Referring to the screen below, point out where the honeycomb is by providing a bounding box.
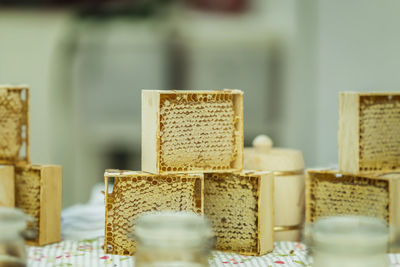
[0,87,29,164]
[359,94,400,172]
[158,91,241,172]
[307,171,389,223]
[15,167,40,243]
[104,170,203,256]
[204,173,260,255]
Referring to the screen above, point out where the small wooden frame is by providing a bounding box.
[142,89,243,174]
[15,165,62,246]
[104,170,204,256]
[339,92,400,174]
[0,86,30,165]
[204,171,274,256]
[306,170,400,252]
[0,165,14,207]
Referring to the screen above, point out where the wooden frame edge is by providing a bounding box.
[257,172,274,256]
[141,90,160,174]
[338,92,359,174]
[36,165,62,246]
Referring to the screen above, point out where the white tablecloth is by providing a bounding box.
[27,236,400,267]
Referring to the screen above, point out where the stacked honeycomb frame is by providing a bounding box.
[339,92,400,174]
[15,165,62,246]
[142,90,243,174]
[306,170,400,252]
[104,170,204,256]
[0,86,29,165]
[204,171,274,256]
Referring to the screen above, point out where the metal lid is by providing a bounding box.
[309,216,389,254]
[0,207,31,240]
[134,211,214,248]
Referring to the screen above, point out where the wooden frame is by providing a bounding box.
[306,169,400,252]
[142,89,243,174]
[15,165,62,246]
[204,171,274,256]
[104,170,204,255]
[339,91,400,174]
[0,86,30,165]
[0,165,14,207]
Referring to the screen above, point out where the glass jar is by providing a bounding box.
[309,216,390,267]
[0,207,30,267]
[134,211,214,267]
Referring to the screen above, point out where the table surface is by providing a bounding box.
[26,236,400,267]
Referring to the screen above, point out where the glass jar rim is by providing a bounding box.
[0,207,29,231]
[133,211,214,247]
[0,207,31,241]
[310,216,389,253]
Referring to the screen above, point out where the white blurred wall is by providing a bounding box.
[315,0,400,166]
[0,10,69,165]
[0,10,72,203]
[266,0,400,167]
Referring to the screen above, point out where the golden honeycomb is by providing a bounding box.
[307,170,390,223]
[15,166,40,243]
[104,170,203,256]
[204,173,261,255]
[359,95,400,172]
[158,91,242,172]
[0,86,29,164]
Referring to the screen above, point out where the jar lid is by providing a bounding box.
[134,211,214,248]
[310,216,389,254]
[244,135,304,172]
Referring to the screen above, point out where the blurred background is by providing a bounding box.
[1,0,400,207]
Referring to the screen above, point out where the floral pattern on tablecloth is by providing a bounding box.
[26,237,400,267]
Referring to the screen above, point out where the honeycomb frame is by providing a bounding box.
[104,169,204,256]
[0,165,14,207]
[142,89,243,174]
[306,170,400,252]
[15,164,62,246]
[204,171,274,256]
[339,92,400,174]
[0,86,30,165]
